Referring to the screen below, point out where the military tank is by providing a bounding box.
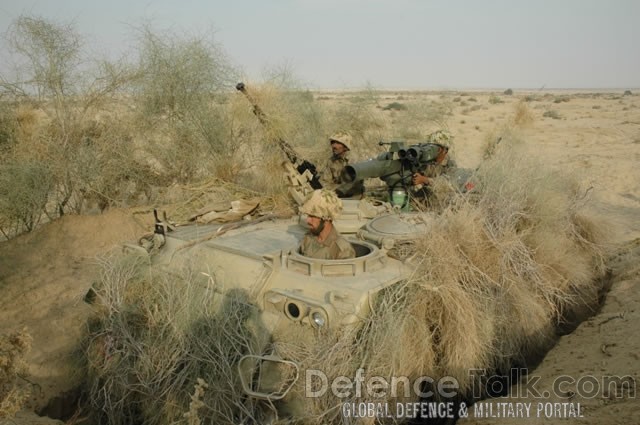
[129,195,434,409]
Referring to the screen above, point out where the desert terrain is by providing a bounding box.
[1,89,639,424]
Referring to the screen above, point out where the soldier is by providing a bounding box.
[299,189,356,260]
[411,130,457,188]
[321,133,364,198]
[409,130,459,208]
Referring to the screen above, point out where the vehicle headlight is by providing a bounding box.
[311,310,327,327]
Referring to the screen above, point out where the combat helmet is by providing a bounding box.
[299,189,343,221]
[329,132,352,150]
[428,129,453,148]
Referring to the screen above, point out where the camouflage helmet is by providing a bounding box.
[329,132,352,150]
[299,189,343,221]
[428,130,453,148]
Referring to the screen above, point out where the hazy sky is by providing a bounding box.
[0,0,638,89]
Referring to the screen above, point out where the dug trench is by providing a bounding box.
[406,268,615,425]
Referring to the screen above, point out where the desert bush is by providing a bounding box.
[512,100,535,127]
[3,15,81,100]
[142,103,232,183]
[0,329,32,419]
[84,253,268,425]
[553,96,570,104]
[134,26,238,119]
[0,103,18,155]
[398,147,606,384]
[488,95,503,104]
[623,90,632,96]
[382,101,408,111]
[1,15,140,221]
[481,124,523,160]
[503,88,513,95]
[0,159,52,235]
[543,110,561,120]
[462,104,483,115]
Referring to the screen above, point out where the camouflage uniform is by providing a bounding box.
[322,154,350,188]
[411,130,457,205]
[298,189,356,260]
[421,156,457,179]
[300,225,356,260]
[320,133,364,197]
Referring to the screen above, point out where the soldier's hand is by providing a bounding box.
[412,172,429,186]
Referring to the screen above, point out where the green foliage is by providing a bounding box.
[489,95,503,104]
[503,88,514,95]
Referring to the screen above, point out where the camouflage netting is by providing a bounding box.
[84,137,608,425]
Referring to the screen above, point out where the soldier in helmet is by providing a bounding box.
[411,130,457,188]
[321,133,364,198]
[299,189,356,260]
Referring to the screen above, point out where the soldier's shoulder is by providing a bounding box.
[335,236,356,256]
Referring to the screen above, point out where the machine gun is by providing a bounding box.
[235,82,322,190]
[341,140,445,207]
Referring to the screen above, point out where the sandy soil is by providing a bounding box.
[1,90,639,424]
[0,209,152,417]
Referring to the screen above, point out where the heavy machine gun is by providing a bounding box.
[235,82,322,190]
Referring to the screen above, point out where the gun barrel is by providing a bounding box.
[343,159,404,183]
[236,82,322,190]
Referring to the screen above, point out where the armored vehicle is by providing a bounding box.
[134,198,433,413]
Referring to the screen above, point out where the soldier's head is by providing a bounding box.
[428,129,452,147]
[428,130,452,163]
[329,133,351,158]
[435,145,449,163]
[300,189,343,234]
